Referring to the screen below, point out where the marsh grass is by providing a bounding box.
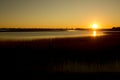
[48,60,120,72]
[4,34,120,73]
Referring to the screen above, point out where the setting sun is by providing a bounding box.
[92,24,98,29]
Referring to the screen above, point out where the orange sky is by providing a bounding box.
[0,0,120,29]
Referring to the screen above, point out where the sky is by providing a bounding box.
[0,0,120,29]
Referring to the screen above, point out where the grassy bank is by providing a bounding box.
[3,34,119,73]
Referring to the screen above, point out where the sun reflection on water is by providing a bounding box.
[93,31,96,37]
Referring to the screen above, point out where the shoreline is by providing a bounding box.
[10,34,120,73]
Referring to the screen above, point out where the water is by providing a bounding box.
[0,30,105,40]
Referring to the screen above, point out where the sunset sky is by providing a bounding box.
[0,0,120,28]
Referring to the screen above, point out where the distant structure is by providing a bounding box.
[112,27,120,31]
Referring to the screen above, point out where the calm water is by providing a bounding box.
[0,30,106,40]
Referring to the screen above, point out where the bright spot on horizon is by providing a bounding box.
[92,24,98,29]
[93,31,96,37]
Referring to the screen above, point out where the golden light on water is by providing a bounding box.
[93,31,96,37]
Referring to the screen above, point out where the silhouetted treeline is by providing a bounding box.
[0,28,67,32]
[0,27,120,32]
[0,28,91,32]
[112,27,120,31]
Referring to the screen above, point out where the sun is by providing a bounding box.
[92,24,98,29]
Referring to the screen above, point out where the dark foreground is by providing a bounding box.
[2,33,120,79]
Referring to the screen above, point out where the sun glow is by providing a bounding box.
[92,24,98,29]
